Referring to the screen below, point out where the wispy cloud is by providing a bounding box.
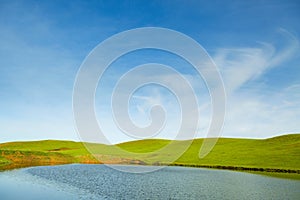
[214,29,299,94]
[109,30,300,141]
[223,83,300,138]
[212,30,300,138]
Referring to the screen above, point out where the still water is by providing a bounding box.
[0,164,299,199]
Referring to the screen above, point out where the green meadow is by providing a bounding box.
[0,134,299,179]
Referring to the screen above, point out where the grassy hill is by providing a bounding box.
[0,134,299,179]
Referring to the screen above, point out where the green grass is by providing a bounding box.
[0,156,11,166]
[116,134,300,170]
[0,134,299,179]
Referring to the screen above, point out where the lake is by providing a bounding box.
[0,164,299,199]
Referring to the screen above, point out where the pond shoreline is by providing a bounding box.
[1,134,299,180]
[1,161,300,180]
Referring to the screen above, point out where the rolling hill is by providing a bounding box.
[0,134,299,179]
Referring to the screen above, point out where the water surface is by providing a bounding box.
[0,164,299,199]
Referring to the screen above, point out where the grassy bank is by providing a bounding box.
[0,134,299,179]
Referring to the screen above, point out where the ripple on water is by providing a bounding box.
[1,164,299,200]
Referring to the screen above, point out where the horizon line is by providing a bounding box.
[1,132,299,145]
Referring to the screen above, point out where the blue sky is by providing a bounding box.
[0,0,299,143]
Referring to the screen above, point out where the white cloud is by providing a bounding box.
[223,84,300,138]
[212,30,300,138]
[94,29,300,143]
[213,29,299,94]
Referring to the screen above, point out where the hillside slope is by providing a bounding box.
[0,134,299,176]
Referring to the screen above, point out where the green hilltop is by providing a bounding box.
[0,134,299,179]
